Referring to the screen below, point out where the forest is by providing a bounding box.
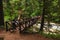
[0,0,60,40]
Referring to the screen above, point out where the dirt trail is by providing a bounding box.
[0,30,53,40]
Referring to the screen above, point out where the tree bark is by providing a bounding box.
[0,0,4,26]
[40,0,45,31]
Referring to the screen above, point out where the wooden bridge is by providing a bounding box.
[5,16,41,33]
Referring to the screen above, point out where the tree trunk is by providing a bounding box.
[0,0,4,26]
[40,0,45,31]
[40,11,45,31]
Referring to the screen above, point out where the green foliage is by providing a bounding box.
[39,32,60,40]
[3,0,60,24]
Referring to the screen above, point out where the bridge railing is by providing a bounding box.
[5,16,41,33]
